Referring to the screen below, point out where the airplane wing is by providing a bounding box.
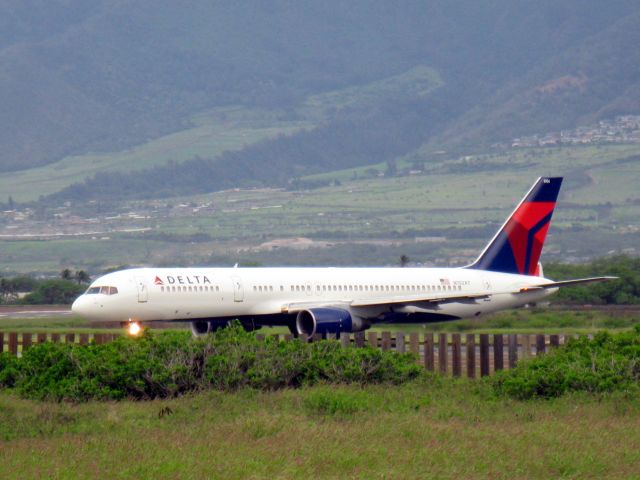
[281,292,490,312]
[349,292,490,308]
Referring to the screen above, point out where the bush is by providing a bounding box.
[0,353,18,388]
[0,325,421,402]
[491,326,640,399]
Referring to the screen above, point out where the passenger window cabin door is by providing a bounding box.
[231,276,244,302]
[135,277,148,303]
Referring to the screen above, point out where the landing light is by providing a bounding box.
[128,321,142,336]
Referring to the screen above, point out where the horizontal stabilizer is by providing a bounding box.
[519,276,618,292]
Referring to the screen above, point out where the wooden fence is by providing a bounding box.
[0,332,120,357]
[0,331,576,378]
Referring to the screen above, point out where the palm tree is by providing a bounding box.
[75,270,91,285]
[60,269,73,281]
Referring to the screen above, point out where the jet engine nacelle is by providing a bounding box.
[295,308,369,336]
[190,320,230,336]
[190,319,261,336]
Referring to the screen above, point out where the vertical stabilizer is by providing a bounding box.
[467,177,562,275]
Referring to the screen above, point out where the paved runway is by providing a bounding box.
[0,306,72,318]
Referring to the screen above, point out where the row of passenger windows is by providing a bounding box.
[159,284,463,294]
[253,285,276,292]
[251,284,463,293]
[160,285,220,293]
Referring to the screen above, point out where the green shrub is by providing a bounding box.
[0,352,18,388]
[491,327,640,399]
[0,324,421,402]
[202,326,421,391]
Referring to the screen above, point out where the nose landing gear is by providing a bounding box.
[127,319,143,336]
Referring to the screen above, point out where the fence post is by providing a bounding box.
[381,332,391,351]
[9,333,18,356]
[341,333,351,348]
[424,333,434,372]
[536,334,546,355]
[93,333,103,345]
[508,334,518,369]
[37,333,47,344]
[493,334,504,372]
[409,333,419,356]
[22,333,32,352]
[451,333,461,377]
[550,334,559,348]
[480,334,489,377]
[0,332,4,353]
[65,333,75,344]
[355,331,365,347]
[79,333,89,345]
[438,333,447,374]
[521,335,531,359]
[466,334,476,379]
[395,333,405,353]
[51,333,60,343]
[367,331,378,348]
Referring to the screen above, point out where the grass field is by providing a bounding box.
[1,143,639,274]
[1,380,639,478]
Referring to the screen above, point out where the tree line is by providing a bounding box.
[545,255,640,305]
[0,269,89,305]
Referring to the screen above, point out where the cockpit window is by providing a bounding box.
[86,286,118,295]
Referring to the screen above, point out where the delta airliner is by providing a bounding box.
[72,177,614,336]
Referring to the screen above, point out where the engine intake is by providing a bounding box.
[295,308,367,336]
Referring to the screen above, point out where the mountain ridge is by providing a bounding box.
[1,1,639,202]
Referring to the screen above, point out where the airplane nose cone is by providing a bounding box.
[72,296,89,317]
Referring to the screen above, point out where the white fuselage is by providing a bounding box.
[71,266,555,326]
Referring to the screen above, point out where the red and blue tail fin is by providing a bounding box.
[467,177,562,275]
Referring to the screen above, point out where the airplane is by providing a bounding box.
[72,177,615,336]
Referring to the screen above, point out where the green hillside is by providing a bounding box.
[1,144,638,275]
[0,107,309,202]
[1,0,640,204]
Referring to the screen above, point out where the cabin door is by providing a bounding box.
[135,277,148,303]
[231,276,244,302]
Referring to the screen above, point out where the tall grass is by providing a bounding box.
[1,381,639,478]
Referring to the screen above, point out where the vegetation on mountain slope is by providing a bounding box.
[2,1,640,205]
